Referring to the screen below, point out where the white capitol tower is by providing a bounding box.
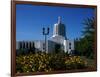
[16,16,74,54]
[51,16,67,44]
[50,16,74,53]
[53,16,66,38]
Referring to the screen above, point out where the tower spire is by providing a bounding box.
[58,16,61,24]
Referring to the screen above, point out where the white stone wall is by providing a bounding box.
[66,40,74,54]
[16,39,74,54]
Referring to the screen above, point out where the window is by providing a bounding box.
[69,43,71,49]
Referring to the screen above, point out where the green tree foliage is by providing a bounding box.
[55,44,63,54]
[74,17,95,59]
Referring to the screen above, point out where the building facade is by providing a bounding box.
[16,17,74,54]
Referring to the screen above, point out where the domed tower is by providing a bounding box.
[53,16,66,39]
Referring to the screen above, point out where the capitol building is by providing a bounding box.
[16,17,74,54]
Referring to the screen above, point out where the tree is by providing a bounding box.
[82,17,95,59]
[82,17,95,37]
[55,44,62,54]
[74,17,95,59]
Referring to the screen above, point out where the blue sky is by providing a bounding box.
[16,4,95,41]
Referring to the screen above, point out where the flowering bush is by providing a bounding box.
[65,56,87,69]
[16,52,87,73]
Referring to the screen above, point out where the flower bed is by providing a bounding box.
[16,52,87,73]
